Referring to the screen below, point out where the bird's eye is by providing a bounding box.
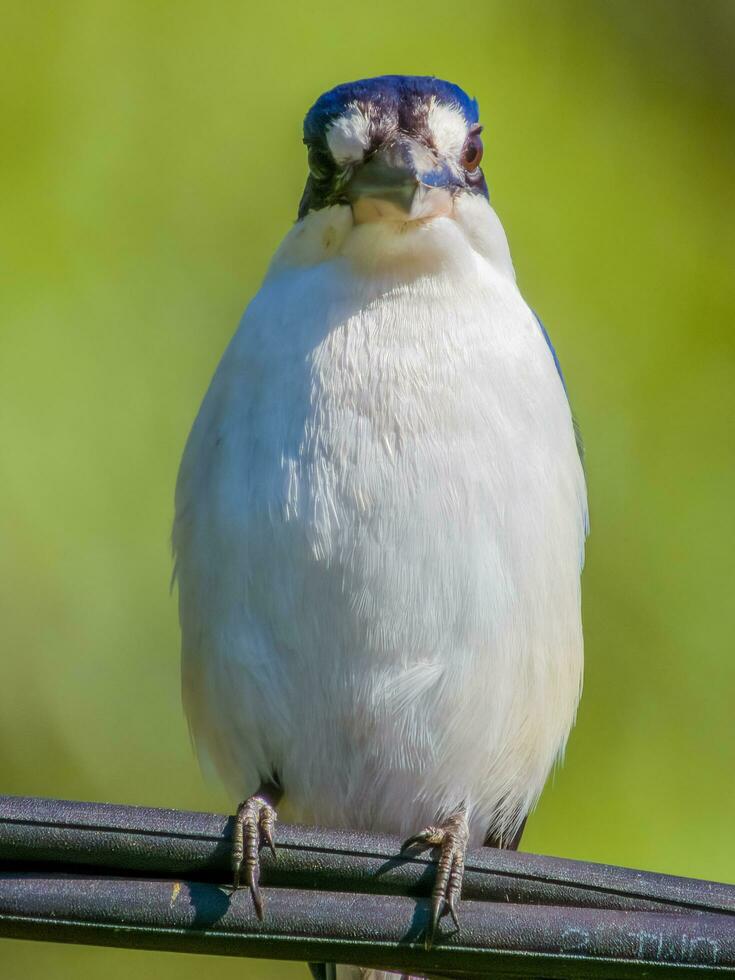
[308,145,333,181]
[462,130,484,172]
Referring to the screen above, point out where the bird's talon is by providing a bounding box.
[401,832,427,853]
[447,897,460,930]
[231,794,278,917]
[403,810,468,947]
[259,808,277,858]
[263,829,277,859]
[401,826,443,852]
[427,903,442,947]
[249,880,264,920]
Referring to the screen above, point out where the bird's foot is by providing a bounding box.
[231,794,278,919]
[401,808,469,947]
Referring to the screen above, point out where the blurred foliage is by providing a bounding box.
[1,1,733,977]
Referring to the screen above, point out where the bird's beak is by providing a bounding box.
[346,141,458,225]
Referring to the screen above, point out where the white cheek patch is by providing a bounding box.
[426,97,468,160]
[326,104,372,165]
[409,140,436,175]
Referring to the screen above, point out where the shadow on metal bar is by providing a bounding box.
[0,795,733,978]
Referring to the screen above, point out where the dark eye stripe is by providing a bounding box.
[307,145,334,180]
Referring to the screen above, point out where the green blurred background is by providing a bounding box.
[1,1,733,976]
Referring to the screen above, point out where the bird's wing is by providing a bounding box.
[172,331,285,795]
[172,353,232,760]
[532,310,590,564]
[532,310,585,470]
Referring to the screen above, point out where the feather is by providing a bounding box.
[173,194,587,848]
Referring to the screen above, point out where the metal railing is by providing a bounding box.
[0,795,733,977]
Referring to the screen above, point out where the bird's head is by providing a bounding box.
[299,75,487,226]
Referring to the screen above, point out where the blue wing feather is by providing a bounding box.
[533,310,567,395]
[533,312,588,544]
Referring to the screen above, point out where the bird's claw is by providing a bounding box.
[231,795,278,919]
[401,810,469,947]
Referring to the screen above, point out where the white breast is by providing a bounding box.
[174,200,587,846]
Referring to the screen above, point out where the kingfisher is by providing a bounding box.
[173,75,588,980]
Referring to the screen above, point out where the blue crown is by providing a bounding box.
[304,75,479,142]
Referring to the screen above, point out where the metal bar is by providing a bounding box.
[0,795,733,917]
[1,873,733,978]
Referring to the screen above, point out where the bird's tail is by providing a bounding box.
[311,958,415,978]
[334,967,409,979]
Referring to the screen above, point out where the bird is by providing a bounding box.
[173,74,588,980]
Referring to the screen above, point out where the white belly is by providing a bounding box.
[175,240,587,846]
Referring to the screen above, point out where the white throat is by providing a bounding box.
[268,194,516,284]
